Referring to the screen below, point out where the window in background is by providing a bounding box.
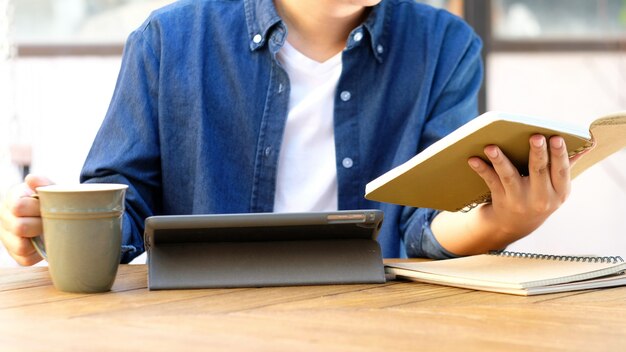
[491,0,626,50]
[484,1,626,255]
[14,0,175,55]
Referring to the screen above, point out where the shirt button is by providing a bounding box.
[353,31,363,42]
[264,147,272,156]
[376,44,384,54]
[342,157,354,169]
[252,34,262,44]
[340,91,351,102]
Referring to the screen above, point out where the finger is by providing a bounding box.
[0,227,41,265]
[1,214,43,239]
[25,174,55,192]
[528,134,552,202]
[483,145,522,197]
[11,196,41,217]
[8,245,42,266]
[1,182,39,226]
[549,136,571,199]
[467,156,505,197]
[13,252,43,267]
[3,182,36,204]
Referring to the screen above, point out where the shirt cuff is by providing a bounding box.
[404,209,459,259]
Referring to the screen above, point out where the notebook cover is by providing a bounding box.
[365,112,593,212]
[571,113,626,178]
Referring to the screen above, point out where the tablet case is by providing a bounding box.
[144,210,386,289]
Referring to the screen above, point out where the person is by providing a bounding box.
[0,0,579,266]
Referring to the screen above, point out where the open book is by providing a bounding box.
[365,111,626,212]
[386,251,626,296]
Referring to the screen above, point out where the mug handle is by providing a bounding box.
[29,194,48,260]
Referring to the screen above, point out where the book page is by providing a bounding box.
[571,113,626,178]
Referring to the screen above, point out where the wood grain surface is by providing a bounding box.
[1,263,625,351]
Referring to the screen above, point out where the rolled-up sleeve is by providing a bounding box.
[402,208,458,259]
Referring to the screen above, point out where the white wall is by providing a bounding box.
[20,57,121,182]
[488,52,626,256]
[0,57,120,267]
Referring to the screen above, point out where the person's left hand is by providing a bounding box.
[467,134,573,245]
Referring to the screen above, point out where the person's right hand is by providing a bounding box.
[0,175,54,266]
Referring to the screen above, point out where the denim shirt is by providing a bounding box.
[80,0,483,263]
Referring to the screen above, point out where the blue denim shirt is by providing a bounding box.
[80,0,483,263]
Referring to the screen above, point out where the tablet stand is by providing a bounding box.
[147,238,385,289]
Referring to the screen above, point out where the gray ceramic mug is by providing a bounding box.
[31,183,128,293]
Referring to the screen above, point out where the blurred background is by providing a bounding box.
[1,0,625,266]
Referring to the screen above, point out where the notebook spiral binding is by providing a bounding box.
[489,250,624,264]
[460,194,492,213]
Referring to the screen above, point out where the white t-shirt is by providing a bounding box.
[273,41,342,212]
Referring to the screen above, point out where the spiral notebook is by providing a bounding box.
[386,251,626,296]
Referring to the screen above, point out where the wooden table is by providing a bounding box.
[1,264,626,351]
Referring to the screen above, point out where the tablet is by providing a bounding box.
[144,210,386,289]
[144,209,384,245]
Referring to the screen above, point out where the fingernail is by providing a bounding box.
[550,137,563,148]
[468,158,480,168]
[532,136,545,148]
[485,146,498,158]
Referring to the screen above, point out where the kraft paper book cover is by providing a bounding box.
[365,111,626,212]
[385,251,626,296]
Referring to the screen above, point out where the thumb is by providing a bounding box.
[24,174,55,193]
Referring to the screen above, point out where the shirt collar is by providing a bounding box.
[362,1,390,63]
[244,0,282,51]
[244,0,390,62]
